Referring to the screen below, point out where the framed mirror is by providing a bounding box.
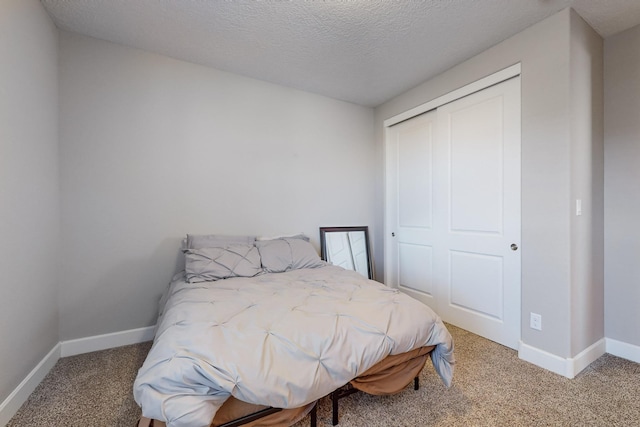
[319,226,374,280]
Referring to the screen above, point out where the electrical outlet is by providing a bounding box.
[530,312,542,331]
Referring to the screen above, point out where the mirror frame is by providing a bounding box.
[319,226,374,280]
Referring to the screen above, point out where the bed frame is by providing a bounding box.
[329,377,419,426]
[138,348,429,427]
[138,403,317,427]
[213,373,418,427]
[138,376,418,427]
[217,404,317,427]
[216,375,418,427]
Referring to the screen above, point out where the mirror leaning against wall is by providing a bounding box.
[319,226,374,280]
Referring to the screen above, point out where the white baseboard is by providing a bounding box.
[1,325,155,425]
[61,325,156,357]
[518,339,606,379]
[568,339,607,377]
[519,341,571,377]
[0,343,61,426]
[606,338,640,364]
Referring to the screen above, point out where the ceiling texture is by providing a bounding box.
[41,0,640,107]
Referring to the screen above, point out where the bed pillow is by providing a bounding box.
[255,236,327,273]
[186,234,256,249]
[184,244,262,283]
[256,232,307,241]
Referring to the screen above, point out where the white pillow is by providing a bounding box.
[256,233,307,241]
[184,244,262,283]
[255,236,326,273]
[186,234,256,249]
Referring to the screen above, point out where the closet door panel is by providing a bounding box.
[435,77,521,349]
[385,111,438,310]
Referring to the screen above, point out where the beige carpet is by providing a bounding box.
[7,325,640,426]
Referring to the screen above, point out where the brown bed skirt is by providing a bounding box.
[138,345,435,427]
[350,345,434,395]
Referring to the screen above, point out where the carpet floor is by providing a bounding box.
[7,324,640,426]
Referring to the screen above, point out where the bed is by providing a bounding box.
[134,234,454,427]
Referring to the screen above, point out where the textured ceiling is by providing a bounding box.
[41,0,640,106]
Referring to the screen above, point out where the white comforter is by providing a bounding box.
[134,266,454,427]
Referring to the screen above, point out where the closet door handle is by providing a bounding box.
[510,243,518,251]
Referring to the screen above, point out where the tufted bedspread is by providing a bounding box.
[133,265,454,427]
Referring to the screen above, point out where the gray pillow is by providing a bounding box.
[256,237,327,273]
[186,234,256,249]
[184,244,262,283]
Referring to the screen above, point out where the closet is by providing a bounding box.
[385,74,521,349]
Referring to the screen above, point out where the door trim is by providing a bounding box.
[384,63,521,128]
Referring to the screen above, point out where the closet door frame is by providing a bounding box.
[383,64,521,129]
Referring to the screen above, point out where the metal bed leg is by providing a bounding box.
[331,390,339,426]
[310,402,317,427]
[328,376,421,426]
[330,385,360,425]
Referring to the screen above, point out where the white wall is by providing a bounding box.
[0,0,60,404]
[569,12,604,356]
[58,31,376,340]
[604,24,640,349]
[375,8,604,360]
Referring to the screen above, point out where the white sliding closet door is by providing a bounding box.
[385,111,438,307]
[386,77,521,349]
